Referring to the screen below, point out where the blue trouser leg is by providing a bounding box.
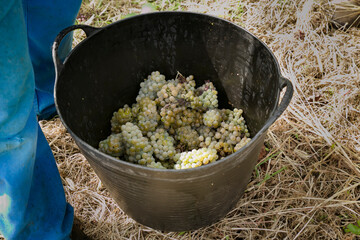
[24,0,82,120]
[22,122,74,240]
[0,110,73,240]
[0,0,81,239]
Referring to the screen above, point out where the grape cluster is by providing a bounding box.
[174,148,218,169]
[195,81,219,110]
[121,122,155,166]
[197,125,216,148]
[234,137,251,152]
[99,71,252,170]
[137,97,160,134]
[219,109,231,122]
[111,104,133,133]
[176,126,200,150]
[203,109,222,128]
[99,133,124,157]
[136,71,167,102]
[148,128,176,161]
[156,75,195,107]
[210,108,250,157]
[147,161,166,169]
[159,104,186,129]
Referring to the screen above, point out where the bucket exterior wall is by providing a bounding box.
[77,134,265,231]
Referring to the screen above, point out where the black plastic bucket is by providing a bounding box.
[53,12,293,231]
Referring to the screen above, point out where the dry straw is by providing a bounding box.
[332,0,360,28]
[3,0,359,240]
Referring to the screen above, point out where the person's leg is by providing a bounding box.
[0,0,74,239]
[24,0,82,120]
[21,125,74,240]
[0,0,37,237]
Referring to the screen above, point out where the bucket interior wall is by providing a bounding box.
[56,12,279,147]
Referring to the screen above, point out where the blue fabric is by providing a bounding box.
[0,0,81,239]
[24,0,82,120]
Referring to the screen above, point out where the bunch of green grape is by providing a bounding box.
[99,71,251,169]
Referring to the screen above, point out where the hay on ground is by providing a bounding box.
[37,0,360,239]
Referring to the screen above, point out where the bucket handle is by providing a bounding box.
[52,25,100,76]
[262,76,293,132]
